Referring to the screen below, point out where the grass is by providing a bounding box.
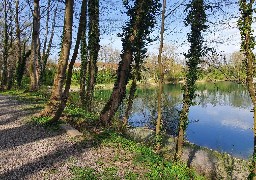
[1,86,205,179]
[70,131,205,180]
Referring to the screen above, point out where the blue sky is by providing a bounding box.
[48,0,255,61]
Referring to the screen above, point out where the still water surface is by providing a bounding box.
[128,82,253,159]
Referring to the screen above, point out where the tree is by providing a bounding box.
[40,0,57,85]
[238,0,256,178]
[99,0,160,126]
[1,0,9,89]
[155,0,166,152]
[49,0,88,123]
[85,0,100,112]
[175,0,208,161]
[39,0,74,118]
[80,0,88,108]
[29,0,40,91]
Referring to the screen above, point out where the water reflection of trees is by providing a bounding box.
[195,82,252,108]
[128,82,252,135]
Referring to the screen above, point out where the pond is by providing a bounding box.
[128,81,253,159]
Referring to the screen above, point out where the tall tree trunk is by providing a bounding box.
[50,0,88,123]
[175,0,207,161]
[29,0,40,91]
[238,0,256,178]
[39,0,74,117]
[99,0,160,126]
[15,0,23,87]
[2,0,9,89]
[80,0,88,108]
[85,0,100,112]
[155,0,166,152]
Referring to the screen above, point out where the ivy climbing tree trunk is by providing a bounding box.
[39,0,74,118]
[238,0,256,178]
[85,0,100,112]
[29,0,40,91]
[99,0,160,126]
[80,23,88,108]
[155,0,166,153]
[175,0,207,161]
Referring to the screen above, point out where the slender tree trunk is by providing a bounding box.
[80,0,88,108]
[2,0,9,89]
[15,0,23,87]
[175,0,207,161]
[238,0,256,178]
[155,0,166,152]
[49,0,88,123]
[175,88,190,160]
[40,1,57,84]
[85,0,100,112]
[123,77,137,126]
[29,0,40,91]
[40,0,74,117]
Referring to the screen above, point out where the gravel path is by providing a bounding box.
[0,94,87,179]
[0,94,143,180]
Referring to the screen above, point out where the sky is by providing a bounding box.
[99,0,256,60]
[46,0,255,62]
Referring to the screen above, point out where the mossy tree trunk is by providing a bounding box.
[175,0,207,161]
[238,0,256,178]
[99,0,160,126]
[85,0,100,112]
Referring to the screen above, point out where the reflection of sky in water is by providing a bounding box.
[128,82,254,159]
[187,104,253,159]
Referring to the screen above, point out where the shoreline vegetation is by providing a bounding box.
[0,80,250,179]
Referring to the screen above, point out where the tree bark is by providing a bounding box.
[2,0,9,89]
[238,0,256,178]
[50,0,88,123]
[15,0,23,87]
[29,0,40,91]
[80,0,88,108]
[40,0,74,117]
[99,0,159,126]
[155,0,166,152]
[85,0,100,112]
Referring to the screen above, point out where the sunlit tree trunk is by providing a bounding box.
[175,0,207,161]
[85,0,100,112]
[100,0,160,126]
[155,0,166,152]
[50,0,88,122]
[29,0,40,91]
[238,0,256,178]
[40,0,74,117]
